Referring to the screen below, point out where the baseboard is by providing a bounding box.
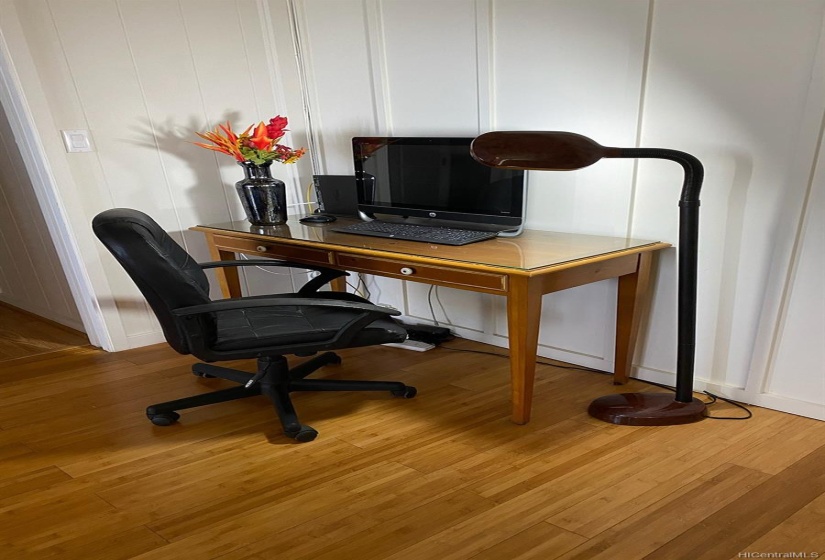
[125,330,166,350]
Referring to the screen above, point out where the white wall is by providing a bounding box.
[0,98,83,329]
[0,0,822,419]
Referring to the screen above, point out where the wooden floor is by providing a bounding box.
[0,303,88,361]
[0,324,824,559]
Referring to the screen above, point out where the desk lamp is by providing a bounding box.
[471,131,706,425]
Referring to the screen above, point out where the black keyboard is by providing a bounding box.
[332,221,498,246]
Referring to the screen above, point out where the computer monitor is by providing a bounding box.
[352,137,526,231]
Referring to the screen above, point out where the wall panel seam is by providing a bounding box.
[115,1,185,248]
[626,0,655,240]
[474,0,492,133]
[365,0,391,134]
[258,0,302,199]
[755,10,825,397]
[285,0,322,175]
[761,108,825,394]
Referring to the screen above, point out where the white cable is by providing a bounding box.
[238,253,303,276]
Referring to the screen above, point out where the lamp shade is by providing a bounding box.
[471,131,620,170]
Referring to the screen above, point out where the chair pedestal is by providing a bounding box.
[146,353,416,442]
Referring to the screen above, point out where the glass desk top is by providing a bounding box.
[194,216,669,272]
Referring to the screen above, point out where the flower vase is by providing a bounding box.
[235,161,287,226]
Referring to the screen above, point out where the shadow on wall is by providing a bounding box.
[125,113,246,298]
[708,150,752,385]
[126,110,244,215]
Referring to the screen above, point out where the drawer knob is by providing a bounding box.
[256,245,268,253]
[400,267,415,276]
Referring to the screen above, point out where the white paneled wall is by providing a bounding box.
[0,101,82,329]
[0,0,822,418]
[381,0,481,135]
[3,0,313,348]
[634,1,825,394]
[761,124,825,417]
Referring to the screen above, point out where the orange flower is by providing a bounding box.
[246,123,274,151]
[193,115,305,165]
[193,122,245,161]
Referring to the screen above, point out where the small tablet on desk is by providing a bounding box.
[313,175,359,217]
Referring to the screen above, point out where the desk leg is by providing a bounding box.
[614,252,653,385]
[330,276,347,292]
[507,275,543,424]
[205,236,243,298]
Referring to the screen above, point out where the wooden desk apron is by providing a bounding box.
[193,221,670,425]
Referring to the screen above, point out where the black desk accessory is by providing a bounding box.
[300,214,337,224]
[313,175,360,217]
[471,131,706,426]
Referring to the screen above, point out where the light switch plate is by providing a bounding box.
[61,129,93,153]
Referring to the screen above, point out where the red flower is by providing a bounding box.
[266,116,288,141]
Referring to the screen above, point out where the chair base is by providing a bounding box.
[146,352,416,442]
[587,392,706,426]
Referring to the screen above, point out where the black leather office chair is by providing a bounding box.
[92,208,415,442]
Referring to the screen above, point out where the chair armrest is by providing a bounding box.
[199,259,348,294]
[200,259,343,276]
[172,297,400,317]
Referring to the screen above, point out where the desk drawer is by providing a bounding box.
[336,254,507,293]
[211,235,331,266]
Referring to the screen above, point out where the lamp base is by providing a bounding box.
[588,392,706,426]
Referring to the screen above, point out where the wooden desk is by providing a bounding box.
[192,217,670,424]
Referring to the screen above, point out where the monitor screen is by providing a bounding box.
[352,137,525,228]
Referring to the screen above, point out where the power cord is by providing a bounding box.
[426,284,453,326]
[238,253,302,277]
[239,254,375,301]
[346,274,372,300]
[358,273,372,300]
[427,285,439,325]
[305,181,317,213]
[437,343,752,421]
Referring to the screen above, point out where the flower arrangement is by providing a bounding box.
[194,115,306,165]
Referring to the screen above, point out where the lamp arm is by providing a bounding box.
[613,148,704,403]
[618,148,704,203]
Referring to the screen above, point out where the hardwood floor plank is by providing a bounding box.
[0,465,71,501]
[643,444,825,559]
[468,521,586,560]
[735,490,825,557]
[0,303,88,362]
[37,526,168,560]
[547,409,798,537]
[0,318,823,559]
[557,464,771,560]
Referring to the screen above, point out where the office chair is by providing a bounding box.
[92,208,416,442]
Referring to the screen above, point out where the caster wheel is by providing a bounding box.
[285,425,318,442]
[148,411,180,426]
[392,386,417,398]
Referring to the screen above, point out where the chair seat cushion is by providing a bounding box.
[213,292,407,352]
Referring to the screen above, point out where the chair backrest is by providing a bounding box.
[92,208,213,354]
